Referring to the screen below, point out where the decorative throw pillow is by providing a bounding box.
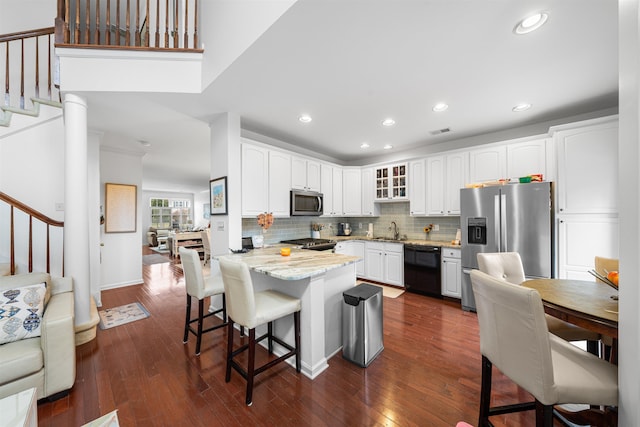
[0,282,47,345]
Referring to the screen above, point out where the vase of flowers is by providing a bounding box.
[311,223,324,239]
[257,212,274,233]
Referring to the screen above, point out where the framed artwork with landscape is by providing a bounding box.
[209,176,228,215]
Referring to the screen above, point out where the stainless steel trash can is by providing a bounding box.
[342,284,384,367]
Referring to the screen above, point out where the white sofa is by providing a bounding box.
[0,272,76,400]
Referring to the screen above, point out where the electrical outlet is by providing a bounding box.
[433,224,440,231]
[359,223,362,229]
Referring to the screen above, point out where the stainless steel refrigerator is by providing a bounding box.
[460,182,553,311]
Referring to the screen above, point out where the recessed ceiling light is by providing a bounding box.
[360,143,370,149]
[514,12,548,35]
[383,144,393,150]
[433,103,449,112]
[298,114,312,123]
[512,103,532,112]
[382,118,396,127]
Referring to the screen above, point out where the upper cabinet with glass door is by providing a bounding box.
[375,163,407,201]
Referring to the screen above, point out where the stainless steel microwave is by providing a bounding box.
[290,190,323,216]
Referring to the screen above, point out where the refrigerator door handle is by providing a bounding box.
[494,195,501,252]
[500,194,507,252]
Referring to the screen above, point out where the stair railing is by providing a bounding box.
[0,192,64,276]
[56,0,201,51]
[1,27,57,110]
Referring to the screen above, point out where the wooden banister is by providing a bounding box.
[0,192,64,276]
[55,0,201,51]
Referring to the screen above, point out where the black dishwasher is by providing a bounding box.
[404,245,441,298]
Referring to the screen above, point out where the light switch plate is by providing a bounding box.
[217,221,225,231]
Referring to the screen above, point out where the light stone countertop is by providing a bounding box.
[331,235,462,249]
[216,246,361,281]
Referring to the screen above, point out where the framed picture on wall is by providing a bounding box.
[209,176,228,215]
[105,183,137,233]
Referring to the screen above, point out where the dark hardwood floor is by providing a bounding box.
[36,246,551,426]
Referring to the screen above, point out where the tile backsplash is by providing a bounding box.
[242,202,461,245]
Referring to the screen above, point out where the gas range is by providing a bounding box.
[280,238,337,251]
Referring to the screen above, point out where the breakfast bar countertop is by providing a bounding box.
[332,236,462,248]
[215,246,360,281]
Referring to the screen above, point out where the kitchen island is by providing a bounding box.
[215,247,361,379]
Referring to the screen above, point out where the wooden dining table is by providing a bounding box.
[522,278,618,339]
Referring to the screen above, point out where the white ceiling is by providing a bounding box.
[86,0,618,194]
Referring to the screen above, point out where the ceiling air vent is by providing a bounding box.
[430,127,451,136]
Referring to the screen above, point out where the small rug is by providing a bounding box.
[142,254,171,265]
[98,302,150,330]
[356,280,405,298]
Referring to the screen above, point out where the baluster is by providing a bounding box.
[106,0,111,45]
[126,0,131,46]
[28,216,33,273]
[183,0,188,48]
[46,226,51,274]
[145,0,150,47]
[116,0,120,46]
[173,0,178,47]
[64,0,70,43]
[85,1,90,43]
[35,37,40,99]
[194,0,199,49]
[75,0,80,43]
[155,0,160,47]
[135,0,141,46]
[96,0,101,45]
[164,0,169,48]
[47,34,52,99]
[4,42,9,106]
[10,206,15,275]
[20,39,24,109]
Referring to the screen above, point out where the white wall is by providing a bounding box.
[0,0,55,32]
[100,146,144,289]
[199,0,297,89]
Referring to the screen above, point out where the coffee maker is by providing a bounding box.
[337,223,352,236]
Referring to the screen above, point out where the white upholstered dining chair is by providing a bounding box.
[477,252,601,346]
[200,229,212,266]
[471,269,618,426]
[219,257,301,406]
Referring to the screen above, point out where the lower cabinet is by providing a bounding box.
[335,240,365,277]
[364,241,404,287]
[441,248,461,298]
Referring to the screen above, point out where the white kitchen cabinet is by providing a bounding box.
[426,156,445,215]
[241,143,269,216]
[557,216,619,279]
[554,119,618,215]
[426,152,466,216]
[321,164,343,216]
[468,145,506,183]
[268,150,291,216]
[292,156,321,192]
[361,168,377,216]
[441,248,461,298]
[342,168,362,216]
[375,163,408,201]
[507,138,548,180]
[335,240,365,277]
[444,151,467,215]
[365,242,384,282]
[409,159,426,215]
[364,241,403,287]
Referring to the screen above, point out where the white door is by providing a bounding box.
[241,144,268,216]
[409,159,426,215]
[426,156,445,215]
[268,150,291,216]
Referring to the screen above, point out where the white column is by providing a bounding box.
[63,93,91,325]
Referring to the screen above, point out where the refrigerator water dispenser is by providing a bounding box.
[467,217,487,245]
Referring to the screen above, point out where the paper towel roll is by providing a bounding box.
[367,223,374,238]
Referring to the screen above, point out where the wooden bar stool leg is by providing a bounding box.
[294,311,301,372]
[225,320,234,382]
[195,299,205,355]
[183,295,191,343]
[246,328,256,406]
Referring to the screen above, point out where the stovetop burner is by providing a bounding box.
[280,238,337,251]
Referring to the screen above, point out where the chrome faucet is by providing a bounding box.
[390,221,399,240]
